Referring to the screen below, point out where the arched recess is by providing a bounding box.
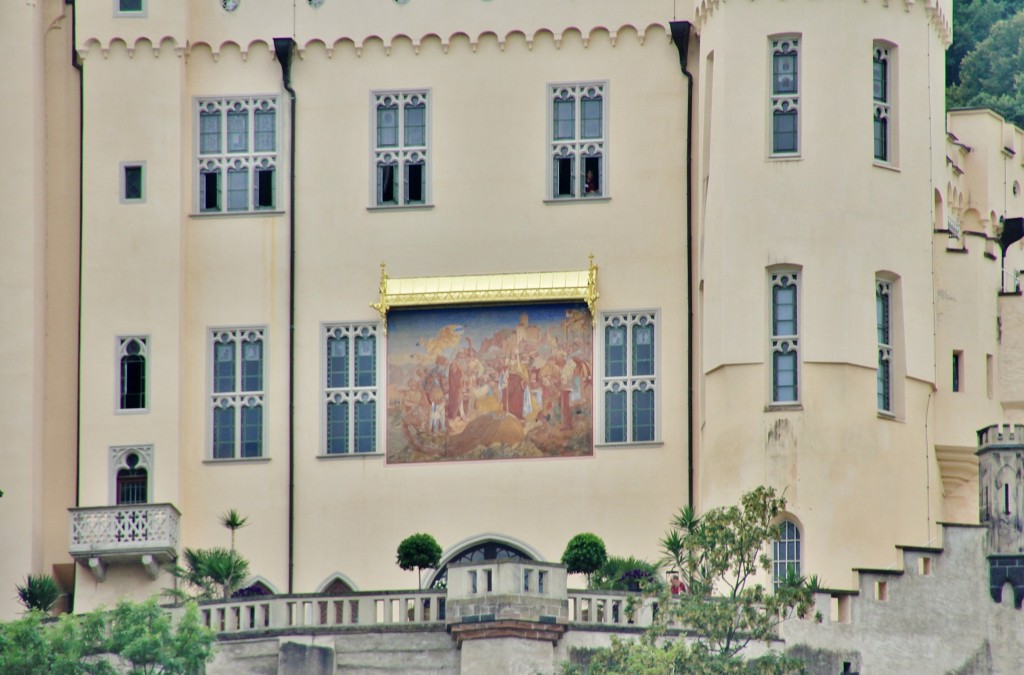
[934,188,944,231]
[426,533,543,589]
[233,576,278,598]
[315,572,360,594]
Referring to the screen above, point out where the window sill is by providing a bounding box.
[764,404,803,412]
[768,154,801,162]
[317,452,385,460]
[873,161,901,173]
[114,408,150,416]
[877,411,900,421]
[190,210,285,219]
[203,457,271,464]
[543,196,611,204]
[595,440,664,449]
[367,204,434,212]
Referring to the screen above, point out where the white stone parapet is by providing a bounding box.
[68,503,181,579]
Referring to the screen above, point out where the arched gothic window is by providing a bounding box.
[111,446,153,505]
[429,540,534,589]
[773,519,801,589]
[119,337,148,411]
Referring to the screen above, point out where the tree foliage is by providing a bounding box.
[219,509,248,551]
[949,10,1024,127]
[169,547,250,601]
[589,556,660,592]
[561,533,608,583]
[0,598,214,675]
[15,574,63,613]
[396,533,442,589]
[946,0,1013,88]
[564,487,813,674]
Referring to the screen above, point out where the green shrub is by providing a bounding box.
[589,556,660,591]
[396,533,442,589]
[561,533,608,582]
[15,574,62,613]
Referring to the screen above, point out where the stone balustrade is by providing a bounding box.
[68,503,181,581]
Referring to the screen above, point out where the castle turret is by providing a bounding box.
[977,423,1024,607]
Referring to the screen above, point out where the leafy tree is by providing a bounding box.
[565,487,813,674]
[170,547,250,601]
[219,509,248,551]
[946,0,1013,88]
[396,533,442,589]
[15,574,63,613]
[948,9,1024,126]
[0,599,214,675]
[561,533,608,585]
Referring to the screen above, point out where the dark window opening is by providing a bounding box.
[119,0,143,12]
[952,351,962,392]
[1005,484,1011,515]
[406,162,424,204]
[378,164,397,205]
[121,353,146,409]
[201,171,220,211]
[124,165,143,200]
[583,156,601,196]
[874,116,888,162]
[116,455,148,505]
[554,157,573,197]
[255,168,274,208]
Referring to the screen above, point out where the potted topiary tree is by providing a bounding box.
[396,533,442,589]
[561,533,608,586]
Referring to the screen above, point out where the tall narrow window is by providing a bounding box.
[372,91,429,207]
[324,324,379,454]
[602,312,657,443]
[195,97,277,213]
[773,520,801,589]
[770,271,799,403]
[876,280,892,413]
[211,328,265,459]
[873,45,891,162]
[550,82,607,198]
[952,350,963,392]
[770,38,799,156]
[118,337,148,411]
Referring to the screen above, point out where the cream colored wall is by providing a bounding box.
[0,0,79,621]
[695,0,948,584]
[71,2,690,607]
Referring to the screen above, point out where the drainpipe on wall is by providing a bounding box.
[68,0,83,509]
[669,21,695,511]
[273,36,297,594]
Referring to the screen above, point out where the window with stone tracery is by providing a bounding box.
[550,82,606,199]
[196,96,277,213]
[110,446,153,505]
[770,37,799,156]
[770,270,799,404]
[371,91,429,207]
[323,323,379,454]
[118,336,148,412]
[210,328,265,459]
[601,312,657,443]
[873,42,897,164]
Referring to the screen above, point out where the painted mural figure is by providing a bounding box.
[387,303,593,463]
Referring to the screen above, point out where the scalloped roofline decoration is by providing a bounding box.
[694,0,951,47]
[76,22,669,60]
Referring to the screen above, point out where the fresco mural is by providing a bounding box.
[386,302,593,463]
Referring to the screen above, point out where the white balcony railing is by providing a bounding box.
[193,590,448,634]
[69,503,180,580]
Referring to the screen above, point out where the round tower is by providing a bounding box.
[693,0,952,586]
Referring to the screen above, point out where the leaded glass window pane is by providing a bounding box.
[227,169,248,211]
[774,349,797,402]
[632,388,655,442]
[355,399,376,452]
[355,335,375,387]
[326,401,349,454]
[213,406,235,459]
[605,390,626,443]
[240,405,262,458]
[214,343,236,393]
[773,283,797,336]
[200,113,221,154]
[773,111,798,154]
[328,337,349,389]
[873,59,887,102]
[773,53,797,94]
[254,110,275,151]
[405,103,426,146]
[553,98,575,141]
[878,351,891,411]
[241,338,263,392]
[227,110,248,152]
[877,290,889,344]
[377,105,398,147]
[605,326,626,377]
[632,324,654,376]
[581,96,602,139]
[874,115,888,161]
[120,0,144,11]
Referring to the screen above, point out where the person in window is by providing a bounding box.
[584,170,599,195]
[670,574,686,595]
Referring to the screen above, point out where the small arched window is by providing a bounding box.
[773,519,801,589]
[116,452,148,505]
[119,337,148,411]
